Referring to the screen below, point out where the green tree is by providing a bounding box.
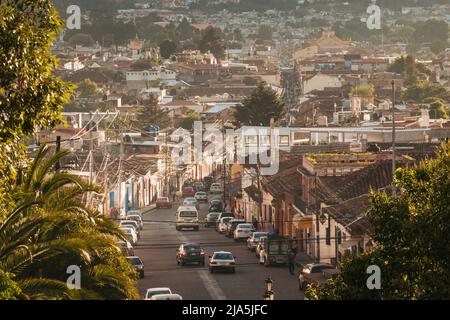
[0,146,140,299]
[198,26,226,60]
[234,82,286,126]
[306,143,450,300]
[68,33,96,47]
[134,95,172,130]
[180,109,201,130]
[403,55,417,86]
[0,0,72,213]
[130,56,162,70]
[257,25,273,41]
[76,79,98,98]
[403,81,450,103]
[0,269,23,300]
[159,39,177,59]
[429,99,448,119]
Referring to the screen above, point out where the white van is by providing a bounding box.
[176,206,199,231]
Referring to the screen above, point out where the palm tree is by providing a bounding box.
[0,145,139,300]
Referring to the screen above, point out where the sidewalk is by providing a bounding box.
[139,204,157,215]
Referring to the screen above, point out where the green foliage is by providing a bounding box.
[134,95,171,130]
[0,0,72,213]
[0,146,140,300]
[351,85,374,97]
[0,269,23,300]
[198,26,226,60]
[306,143,450,300]
[130,56,162,70]
[257,25,273,41]
[76,79,98,98]
[403,81,450,103]
[180,110,201,130]
[68,33,96,47]
[234,82,286,126]
[159,39,178,59]
[429,100,448,119]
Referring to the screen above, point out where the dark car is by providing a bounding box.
[205,212,221,227]
[209,199,223,212]
[176,243,205,266]
[226,219,246,238]
[298,263,338,290]
[156,197,172,209]
[126,256,145,278]
[203,176,214,191]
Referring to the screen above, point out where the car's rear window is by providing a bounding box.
[148,290,170,298]
[209,212,220,217]
[157,197,169,201]
[179,211,197,217]
[185,245,201,251]
[127,257,142,265]
[238,224,252,229]
[214,253,233,260]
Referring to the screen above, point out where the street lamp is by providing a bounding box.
[264,276,274,300]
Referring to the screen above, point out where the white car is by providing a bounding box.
[217,217,233,233]
[247,232,269,251]
[194,191,208,203]
[209,251,236,273]
[144,287,172,300]
[120,227,138,245]
[183,197,199,209]
[209,183,223,194]
[126,210,142,219]
[126,214,144,230]
[119,220,140,239]
[150,294,183,300]
[233,223,255,240]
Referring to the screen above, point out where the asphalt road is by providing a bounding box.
[134,198,305,300]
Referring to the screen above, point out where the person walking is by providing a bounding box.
[288,248,296,275]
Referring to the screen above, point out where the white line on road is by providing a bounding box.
[176,231,227,300]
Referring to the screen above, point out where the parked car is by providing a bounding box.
[208,251,236,273]
[217,217,233,233]
[247,232,269,251]
[225,219,246,238]
[205,212,221,227]
[117,239,134,256]
[298,263,339,290]
[150,294,183,300]
[126,210,142,219]
[156,197,172,209]
[194,191,208,203]
[175,206,199,231]
[209,183,223,194]
[126,256,144,278]
[144,287,172,300]
[233,223,255,240]
[126,214,144,230]
[183,197,199,209]
[120,227,138,245]
[182,186,195,197]
[119,220,140,239]
[176,243,205,266]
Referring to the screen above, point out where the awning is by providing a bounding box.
[292,214,313,229]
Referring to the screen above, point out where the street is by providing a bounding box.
[134,199,305,300]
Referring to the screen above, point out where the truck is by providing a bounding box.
[259,235,295,267]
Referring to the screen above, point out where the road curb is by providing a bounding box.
[141,205,157,215]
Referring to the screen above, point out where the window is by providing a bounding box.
[279,135,289,146]
[325,217,331,245]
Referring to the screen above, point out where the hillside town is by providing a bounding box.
[1,0,449,302]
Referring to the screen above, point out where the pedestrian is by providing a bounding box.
[288,248,296,275]
[172,191,176,203]
[259,246,265,265]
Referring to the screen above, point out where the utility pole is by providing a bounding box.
[391,80,396,179]
[164,134,170,197]
[118,129,124,217]
[89,113,94,185]
[54,136,61,171]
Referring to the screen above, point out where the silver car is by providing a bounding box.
[247,232,269,251]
